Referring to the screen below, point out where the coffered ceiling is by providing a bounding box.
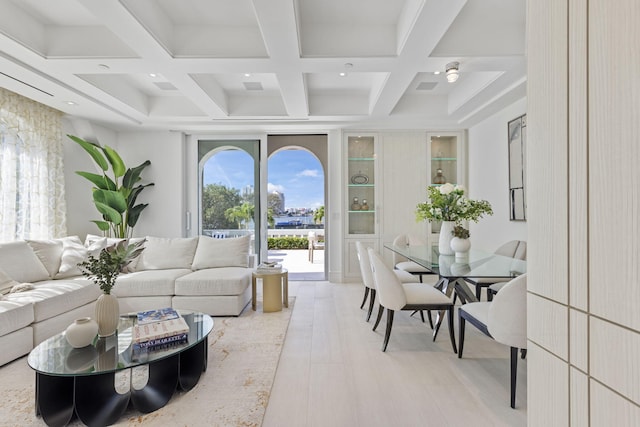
[0,0,526,132]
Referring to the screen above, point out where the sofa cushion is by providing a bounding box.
[55,236,107,279]
[5,278,101,323]
[0,241,50,283]
[113,269,191,297]
[135,236,198,271]
[175,268,251,296]
[0,300,34,336]
[192,235,250,269]
[26,239,64,278]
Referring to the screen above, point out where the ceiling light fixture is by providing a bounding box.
[339,72,347,77]
[244,73,251,77]
[433,71,441,75]
[445,62,459,83]
[149,73,158,78]
[65,101,77,106]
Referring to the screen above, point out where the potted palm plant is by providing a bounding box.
[69,135,154,238]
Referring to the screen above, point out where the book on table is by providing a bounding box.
[132,308,190,347]
[256,262,283,274]
[136,307,181,325]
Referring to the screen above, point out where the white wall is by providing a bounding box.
[467,98,527,252]
[115,131,185,238]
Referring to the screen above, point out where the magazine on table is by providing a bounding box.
[133,311,189,344]
[136,307,181,325]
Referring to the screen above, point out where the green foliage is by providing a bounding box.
[70,135,154,238]
[416,183,493,224]
[452,225,470,239]
[79,239,145,294]
[202,184,242,229]
[268,236,309,249]
[225,202,254,229]
[313,206,325,224]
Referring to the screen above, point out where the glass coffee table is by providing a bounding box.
[28,310,213,427]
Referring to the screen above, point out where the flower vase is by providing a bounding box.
[65,317,98,348]
[95,293,119,337]
[438,221,455,255]
[450,237,471,259]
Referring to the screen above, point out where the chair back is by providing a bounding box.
[391,234,426,265]
[487,273,527,349]
[355,241,374,290]
[368,248,407,311]
[494,240,527,260]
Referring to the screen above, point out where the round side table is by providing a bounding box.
[252,269,289,312]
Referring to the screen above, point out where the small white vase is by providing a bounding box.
[95,293,120,337]
[65,317,98,348]
[450,237,471,259]
[438,221,455,255]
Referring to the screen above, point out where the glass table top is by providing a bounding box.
[28,311,213,376]
[384,244,526,279]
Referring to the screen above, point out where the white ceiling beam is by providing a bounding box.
[252,0,308,118]
[369,0,467,117]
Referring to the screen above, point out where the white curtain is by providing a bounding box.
[0,87,67,241]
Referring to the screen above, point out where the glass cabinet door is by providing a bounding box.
[428,134,462,234]
[347,135,376,235]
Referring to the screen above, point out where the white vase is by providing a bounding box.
[450,237,471,258]
[65,317,98,348]
[438,221,455,255]
[95,293,120,337]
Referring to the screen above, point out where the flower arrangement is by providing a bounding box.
[452,225,470,239]
[79,239,145,294]
[416,183,493,223]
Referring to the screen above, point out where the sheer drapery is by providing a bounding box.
[0,87,67,241]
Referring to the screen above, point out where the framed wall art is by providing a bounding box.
[508,114,526,221]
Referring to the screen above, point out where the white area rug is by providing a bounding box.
[0,300,294,427]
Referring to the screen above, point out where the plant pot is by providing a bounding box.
[95,293,119,337]
[438,221,455,255]
[65,317,98,348]
[450,237,471,258]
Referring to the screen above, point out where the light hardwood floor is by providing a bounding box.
[263,281,527,427]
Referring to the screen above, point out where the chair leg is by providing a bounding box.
[510,346,518,408]
[372,305,384,331]
[427,310,434,329]
[458,312,466,358]
[475,285,482,301]
[447,307,457,354]
[521,348,527,359]
[366,289,376,322]
[360,287,370,309]
[382,309,395,352]
[419,310,425,323]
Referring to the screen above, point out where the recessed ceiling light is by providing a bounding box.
[244,73,251,77]
[149,73,158,78]
[434,71,441,75]
[339,72,347,77]
[65,101,77,106]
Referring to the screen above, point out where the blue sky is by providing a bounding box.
[203,150,324,209]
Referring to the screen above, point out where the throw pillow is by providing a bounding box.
[26,238,64,278]
[135,236,199,271]
[0,241,50,283]
[55,236,107,279]
[191,235,250,270]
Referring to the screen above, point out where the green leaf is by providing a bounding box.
[76,171,110,190]
[68,135,108,171]
[127,203,148,228]
[127,183,154,208]
[102,145,126,178]
[94,201,122,225]
[123,160,151,189]
[93,189,127,213]
[91,220,110,231]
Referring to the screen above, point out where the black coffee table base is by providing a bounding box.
[35,337,208,427]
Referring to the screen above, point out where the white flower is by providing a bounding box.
[454,184,465,194]
[439,183,455,195]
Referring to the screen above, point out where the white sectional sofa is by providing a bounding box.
[0,234,254,366]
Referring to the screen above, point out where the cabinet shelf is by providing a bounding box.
[348,184,374,187]
[348,210,375,213]
[431,157,457,161]
[348,157,375,161]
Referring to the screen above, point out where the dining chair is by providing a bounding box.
[391,234,434,283]
[308,231,325,263]
[355,242,419,322]
[464,240,526,300]
[368,248,457,353]
[457,273,527,408]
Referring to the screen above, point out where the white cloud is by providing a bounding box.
[268,183,285,193]
[297,169,319,178]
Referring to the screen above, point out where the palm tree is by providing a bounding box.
[313,206,325,224]
[225,202,254,229]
